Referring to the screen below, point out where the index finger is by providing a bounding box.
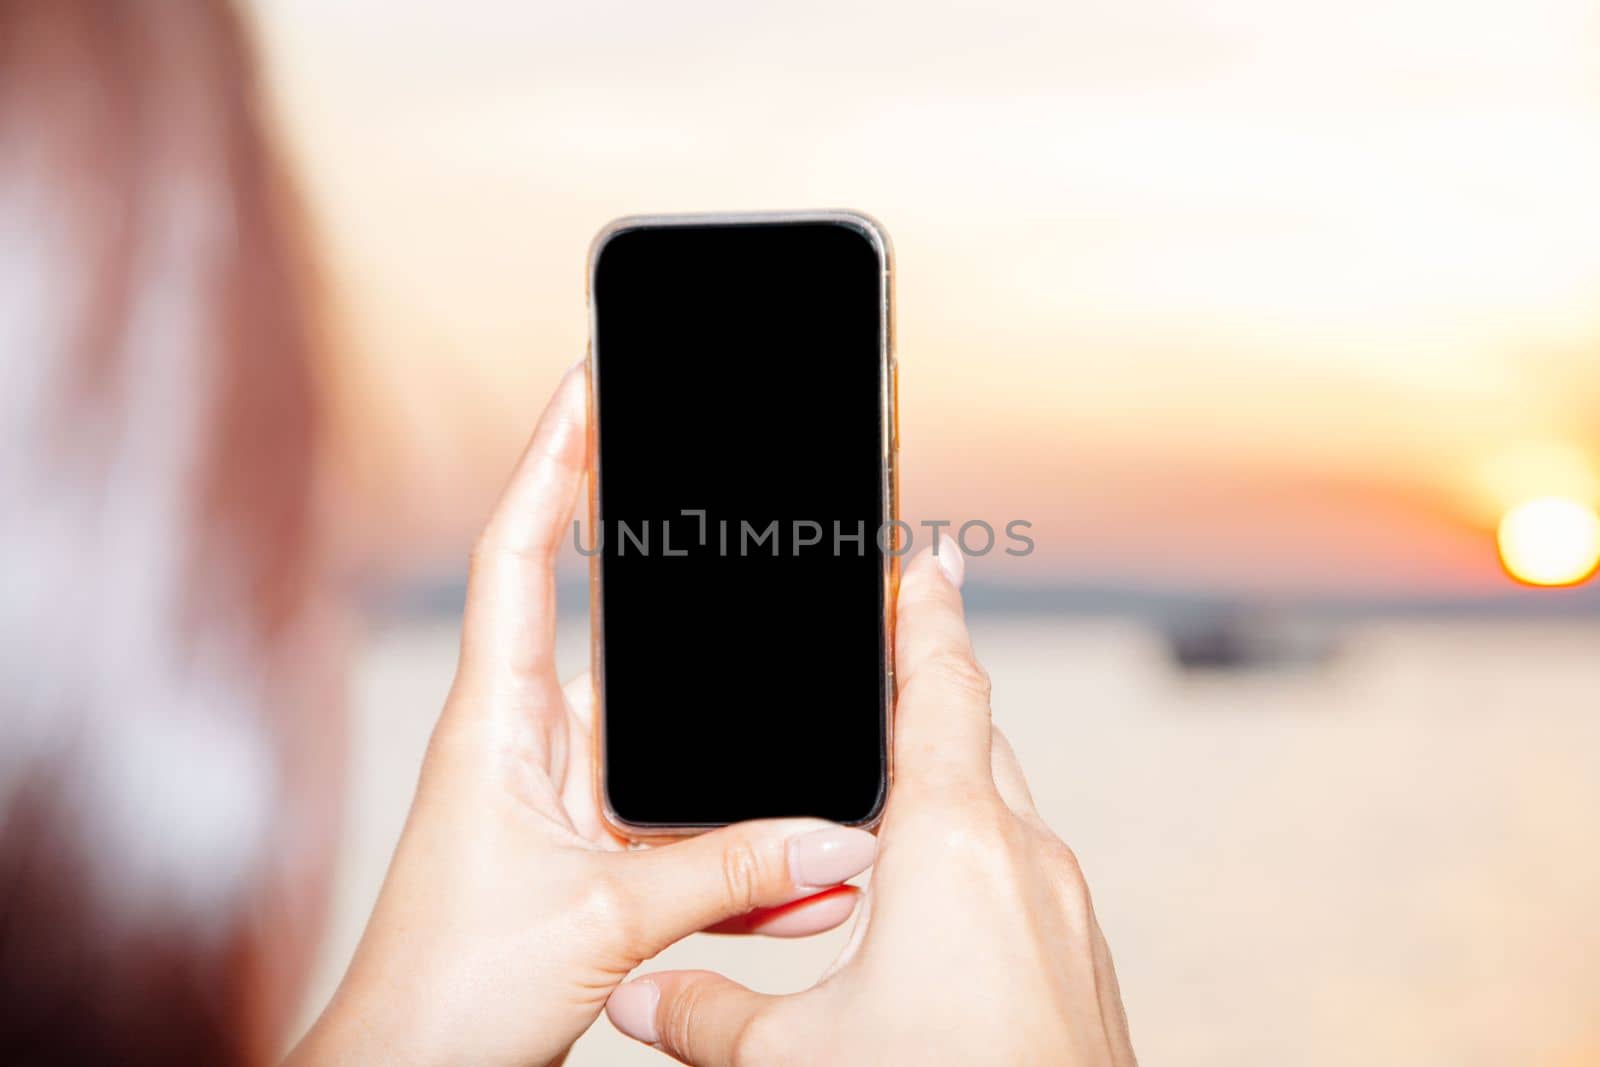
[457,360,589,692]
[892,539,993,787]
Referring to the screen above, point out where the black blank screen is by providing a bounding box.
[592,220,887,828]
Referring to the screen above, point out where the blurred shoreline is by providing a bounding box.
[366,572,1600,621]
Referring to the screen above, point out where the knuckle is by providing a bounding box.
[471,522,552,569]
[656,988,695,1055]
[658,976,713,1058]
[583,869,631,921]
[1053,840,1090,897]
[575,869,643,956]
[1043,838,1094,925]
[924,649,992,703]
[928,797,1037,869]
[731,1010,782,1067]
[718,835,767,914]
[898,656,992,723]
[466,531,501,575]
[1053,839,1086,885]
[909,796,1013,865]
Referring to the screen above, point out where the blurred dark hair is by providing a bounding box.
[0,1,324,1063]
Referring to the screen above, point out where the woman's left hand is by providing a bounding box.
[289,362,875,1067]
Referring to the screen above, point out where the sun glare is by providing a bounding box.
[1497,497,1600,587]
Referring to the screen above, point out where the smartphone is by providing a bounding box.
[587,211,897,837]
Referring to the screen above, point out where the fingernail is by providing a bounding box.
[932,533,965,588]
[788,827,877,890]
[751,887,861,937]
[607,980,660,1044]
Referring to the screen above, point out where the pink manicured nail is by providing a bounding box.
[607,980,660,1044]
[788,827,877,890]
[933,534,965,587]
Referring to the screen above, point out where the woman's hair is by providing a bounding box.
[0,1,326,1062]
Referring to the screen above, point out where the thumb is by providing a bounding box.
[613,820,876,952]
[607,971,773,1067]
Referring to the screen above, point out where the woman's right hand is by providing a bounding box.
[605,544,1139,1066]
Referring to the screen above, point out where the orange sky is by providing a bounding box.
[249,0,1600,594]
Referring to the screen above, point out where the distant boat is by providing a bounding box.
[1162,611,1339,671]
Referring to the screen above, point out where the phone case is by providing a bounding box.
[585,209,899,843]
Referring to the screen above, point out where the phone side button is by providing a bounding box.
[890,361,900,451]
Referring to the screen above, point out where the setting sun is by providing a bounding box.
[1497,497,1600,587]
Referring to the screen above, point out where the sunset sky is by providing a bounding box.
[249,0,1600,595]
